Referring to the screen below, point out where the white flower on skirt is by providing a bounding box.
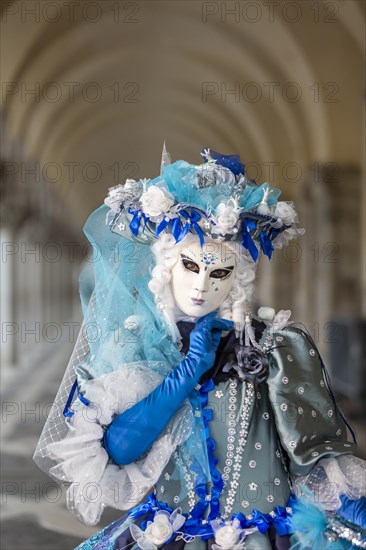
[211,517,257,550]
[130,508,186,549]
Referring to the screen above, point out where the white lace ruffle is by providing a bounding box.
[293,454,366,511]
[47,364,194,526]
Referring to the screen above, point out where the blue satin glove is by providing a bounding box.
[337,494,366,528]
[103,311,233,465]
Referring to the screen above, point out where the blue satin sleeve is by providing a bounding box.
[266,326,357,476]
[103,355,201,465]
[337,495,366,527]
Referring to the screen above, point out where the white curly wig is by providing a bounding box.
[148,232,258,339]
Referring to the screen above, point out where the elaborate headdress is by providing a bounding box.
[104,146,304,262]
[33,146,304,526]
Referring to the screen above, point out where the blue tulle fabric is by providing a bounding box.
[149,160,280,213]
[239,183,281,210]
[78,203,181,376]
[75,202,213,497]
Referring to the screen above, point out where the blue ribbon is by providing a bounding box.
[268,227,282,241]
[242,219,259,261]
[155,215,171,237]
[127,493,171,520]
[183,517,214,539]
[259,229,274,259]
[172,216,191,244]
[190,378,225,523]
[63,379,90,418]
[272,506,294,536]
[128,207,149,237]
[201,378,215,393]
[234,505,294,536]
[125,492,296,540]
[202,149,245,176]
[189,484,210,521]
[180,210,205,247]
[249,509,271,533]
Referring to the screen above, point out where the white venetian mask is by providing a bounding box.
[170,239,237,318]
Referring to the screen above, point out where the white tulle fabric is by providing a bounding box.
[46,364,194,526]
[293,454,366,511]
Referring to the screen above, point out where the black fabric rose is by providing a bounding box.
[223,344,269,384]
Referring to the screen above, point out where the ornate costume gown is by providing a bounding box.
[71,317,362,550]
[33,150,365,550]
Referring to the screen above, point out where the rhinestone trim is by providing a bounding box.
[222,381,255,519]
[222,379,238,489]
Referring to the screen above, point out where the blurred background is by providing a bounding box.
[1,0,365,548]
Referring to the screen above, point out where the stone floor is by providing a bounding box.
[1,340,123,550]
[1,338,365,550]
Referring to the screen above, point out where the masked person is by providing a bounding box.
[34,148,366,549]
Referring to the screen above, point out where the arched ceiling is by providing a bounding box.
[1,0,365,230]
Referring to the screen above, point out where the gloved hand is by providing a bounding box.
[337,494,366,528]
[103,311,233,465]
[186,311,230,377]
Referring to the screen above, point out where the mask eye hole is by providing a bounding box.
[210,267,234,280]
[181,257,200,274]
